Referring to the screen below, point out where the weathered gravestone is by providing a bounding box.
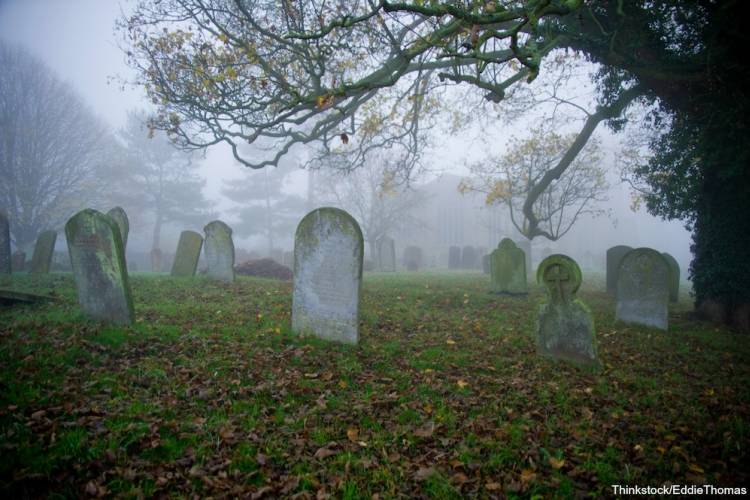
[171,231,203,277]
[0,212,10,275]
[106,207,130,251]
[615,248,670,330]
[461,246,478,269]
[448,246,461,269]
[65,209,134,324]
[29,230,57,274]
[662,252,680,303]
[404,246,423,271]
[606,245,633,295]
[11,251,25,272]
[203,220,235,283]
[376,236,396,272]
[536,255,598,367]
[490,238,527,294]
[292,207,363,344]
[150,248,162,273]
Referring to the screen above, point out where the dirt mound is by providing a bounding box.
[235,258,292,281]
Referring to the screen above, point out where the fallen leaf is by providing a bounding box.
[456,379,469,389]
[314,447,337,459]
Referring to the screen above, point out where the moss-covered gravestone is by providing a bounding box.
[292,207,363,344]
[376,236,396,272]
[616,248,670,330]
[106,207,130,251]
[29,230,57,274]
[403,246,423,271]
[203,220,235,283]
[536,255,598,367]
[606,245,633,295]
[490,238,527,294]
[0,211,9,274]
[171,231,203,277]
[65,209,134,324]
[461,246,477,269]
[448,246,461,269]
[11,251,25,272]
[662,252,680,303]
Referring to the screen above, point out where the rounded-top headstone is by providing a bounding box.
[615,247,670,330]
[203,220,235,283]
[537,254,582,303]
[490,238,527,294]
[606,245,633,294]
[292,207,363,344]
[661,252,680,303]
[106,207,130,251]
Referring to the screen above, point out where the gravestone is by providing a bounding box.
[150,248,162,272]
[461,246,477,269]
[29,230,57,274]
[615,248,670,330]
[536,255,598,367]
[662,252,680,303]
[482,254,490,274]
[376,236,396,272]
[203,220,235,283]
[404,246,423,271]
[292,207,363,344]
[490,238,527,294]
[448,246,461,269]
[65,209,134,324]
[11,251,25,272]
[171,231,203,277]
[0,212,10,275]
[606,245,633,295]
[106,207,130,251]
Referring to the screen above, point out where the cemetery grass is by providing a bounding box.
[1,272,749,498]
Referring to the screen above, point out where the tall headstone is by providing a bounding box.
[404,246,423,271]
[11,251,25,273]
[461,245,477,269]
[292,207,363,344]
[662,252,680,303]
[65,209,134,324]
[203,220,235,283]
[448,246,461,269]
[29,230,57,274]
[376,236,396,272]
[106,207,130,251]
[0,212,10,274]
[536,255,598,367]
[490,238,527,294]
[615,248,670,330]
[606,245,633,295]
[150,248,162,273]
[171,231,203,277]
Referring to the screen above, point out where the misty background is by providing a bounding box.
[0,0,692,278]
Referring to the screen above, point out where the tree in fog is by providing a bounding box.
[0,42,110,249]
[222,166,306,254]
[112,110,213,252]
[317,157,428,257]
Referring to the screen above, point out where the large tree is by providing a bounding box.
[0,42,111,249]
[121,1,750,327]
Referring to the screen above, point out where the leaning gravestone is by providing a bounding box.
[29,230,57,274]
[615,248,670,330]
[65,209,134,324]
[662,252,680,303]
[292,207,363,344]
[606,245,633,295]
[376,236,396,272]
[11,251,25,272]
[150,248,162,273]
[106,207,130,251]
[461,245,478,269]
[448,246,461,269]
[536,255,598,367]
[171,231,203,277]
[0,212,9,274]
[203,220,235,283]
[490,238,527,294]
[404,246,423,271]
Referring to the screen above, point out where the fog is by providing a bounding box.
[0,0,692,280]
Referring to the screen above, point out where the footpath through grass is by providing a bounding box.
[1,272,748,498]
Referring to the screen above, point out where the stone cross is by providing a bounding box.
[544,263,570,304]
